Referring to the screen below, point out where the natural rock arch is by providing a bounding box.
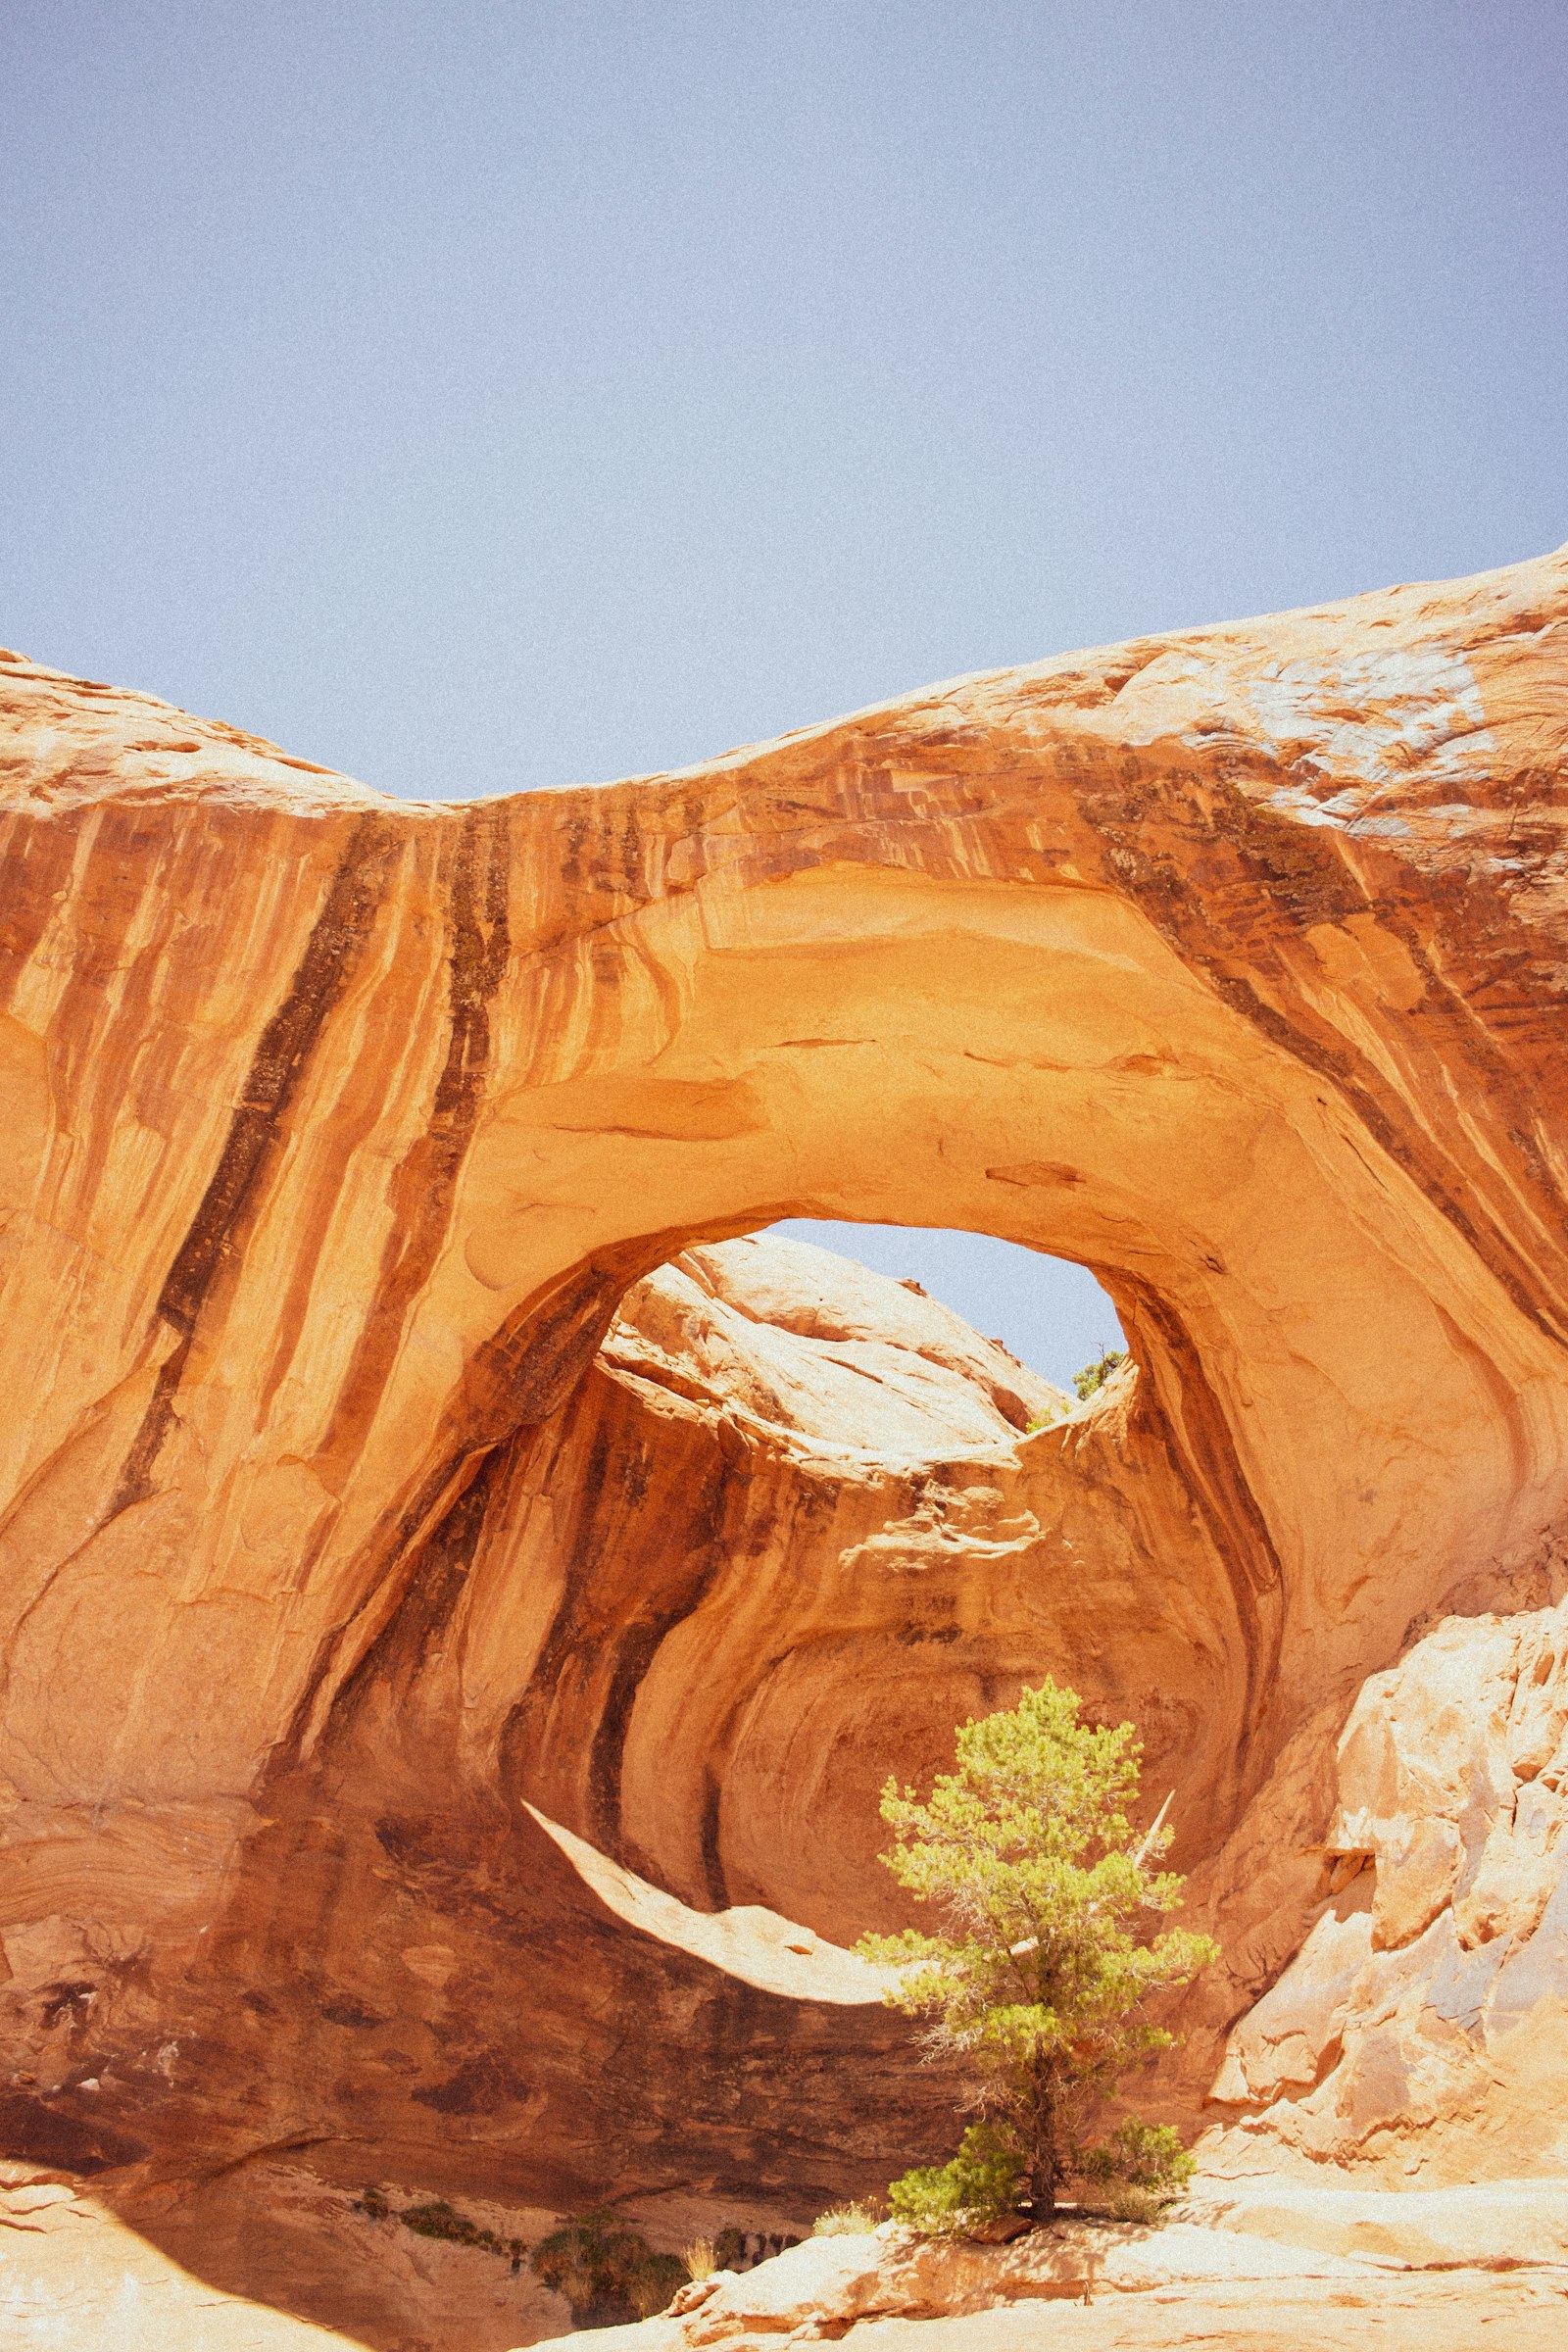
[2,548,1567,2260]
[4,558,1564,1822]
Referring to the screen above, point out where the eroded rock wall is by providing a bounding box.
[1205,1565,1568,2180]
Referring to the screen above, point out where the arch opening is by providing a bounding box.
[764,1218,1126,1393]
[449,1211,1246,1954]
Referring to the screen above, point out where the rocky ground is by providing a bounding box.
[8,2172,1567,2352]
[557,2189,1568,2352]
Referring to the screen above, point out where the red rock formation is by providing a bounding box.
[2,547,1568,2338]
[1204,1574,1568,2180]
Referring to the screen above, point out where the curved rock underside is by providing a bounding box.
[2,548,1568,2341]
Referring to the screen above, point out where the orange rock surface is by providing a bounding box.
[2,547,1568,2344]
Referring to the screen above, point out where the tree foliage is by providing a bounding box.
[1027,1348,1130,1433]
[858,1679,1217,2228]
[886,2123,1025,2231]
[1072,1348,1126,1402]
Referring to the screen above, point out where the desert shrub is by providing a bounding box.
[683,2236,719,2278]
[1071,1348,1126,1402]
[1074,2118,1195,2220]
[400,2198,511,2253]
[885,2124,1026,2236]
[810,2197,886,2236]
[858,1678,1216,2224]
[356,2188,525,2258]
[530,2209,682,2326]
[627,2251,687,2317]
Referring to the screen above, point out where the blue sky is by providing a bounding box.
[5,2,1563,1377]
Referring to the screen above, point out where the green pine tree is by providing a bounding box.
[858,1679,1217,2228]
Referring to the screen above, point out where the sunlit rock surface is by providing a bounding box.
[554,2196,1568,2352]
[2,546,1568,2346]
[1204,1586,1568,2178]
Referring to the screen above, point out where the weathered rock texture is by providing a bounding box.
[558,2201,1568,2352]
[2,547,1568,2337]
[1204,1583,1568,2179]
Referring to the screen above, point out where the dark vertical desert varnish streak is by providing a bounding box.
[315,802,513,1478]
[105,811,402,1517]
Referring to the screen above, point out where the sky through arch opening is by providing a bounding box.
[763,1220,1125,1394]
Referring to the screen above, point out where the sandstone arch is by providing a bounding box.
[2,550,1567,2260]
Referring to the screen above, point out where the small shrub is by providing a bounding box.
[810,2197,885,2236]
[1074,2119,1194,2221]
[1099,2183,1168,2223]
[683,2236,719,2279]
[530,2209,682,2327]
[355,2188,527,2260]
[627,2252,687,2318]
[400,2198,507,2253]
[1071,1348,1126,1402]
[887,2125,1026,2236]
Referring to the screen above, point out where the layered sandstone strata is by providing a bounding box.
[2,548,1568,2337]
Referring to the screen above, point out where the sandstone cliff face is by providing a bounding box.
[2,550,1568,2327]
[1205,1575,1568,2180]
